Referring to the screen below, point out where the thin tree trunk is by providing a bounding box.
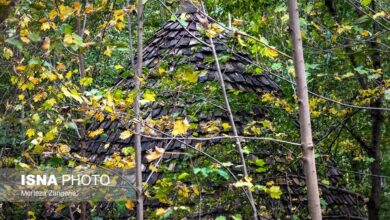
[368,105,382,220]
[287,1,322,219]
[209,37,258,220]
[367,2,383,219]
[134,1,144,219]
[77,10,87,220]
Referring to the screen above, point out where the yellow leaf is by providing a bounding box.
[113,9,125,22]
[64,34,73,45]
[149,164,159,172]
[40,22,51,31]
[146,147,165,162]
[156,208,167,216]
[46,98,57,106]
[261,93,274,102]
[103,47,112,57]
[20,29,29,37]
[114,64,124,70]
[119,130,132,140]
[266,180,274,186]
[232,18,244,26]
[44,128,58,142]
[48,10,57,20]
[172,119,189,136]
[27,210,35,217]
[88,128,104,138]
[288,66,296,77]
[125,200,135,210]
[26,128,36,137]
[267,48,278,58]
[261,120,272,129]
[61,86,83,103]
[178,186,190,198]
[58,5,73,21]
[80,77,93,86]
[143,90,156,102]
[19,162,31,169]
[360,30,370,37]
[58,144,70,155]
[233,179,253,188]
[222,122,232,131]
[3,47,13,60]
[268,186,282,199]
[32,113,40,122]
[115,22,125,30]
[182,70,199,83]
[193,186,200,195]
[16,65,26,71]
[373,11,386,19]
[65,71,73,79]
[18,94,25,101]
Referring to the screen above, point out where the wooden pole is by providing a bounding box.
[287,1,322,219]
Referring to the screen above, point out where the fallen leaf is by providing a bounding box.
[172,119,189,136]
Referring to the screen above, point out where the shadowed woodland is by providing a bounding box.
[0,0,389,219]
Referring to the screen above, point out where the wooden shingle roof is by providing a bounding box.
[69,3,367,219]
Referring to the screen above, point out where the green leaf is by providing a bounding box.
[255,159,265,167]
[28,32,41,42]
[361,0,371,6]
[216,169,229,180]
[121,147,134,156]
[178,172,190,180]
[215,216,226,220]
[5,39,23,50]
[62,24,73,34]
[71,33,84,46]
[193,167,212,177]
[32,145,45,154]
[321,179,330,186]
[231,214,243,220]
[268,186,282,199]
[80,77,93,86]
[116,201,127,214]
[255,167,267,173]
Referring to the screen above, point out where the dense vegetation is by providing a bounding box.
[0,0,389,219]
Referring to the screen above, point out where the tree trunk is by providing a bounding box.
[367,1,383,218]
[288,1,322,219]
[135,1,144,219]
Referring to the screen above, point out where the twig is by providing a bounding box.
[140,134,301,146]
[345,0,390,31]
[209,36,258,220]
